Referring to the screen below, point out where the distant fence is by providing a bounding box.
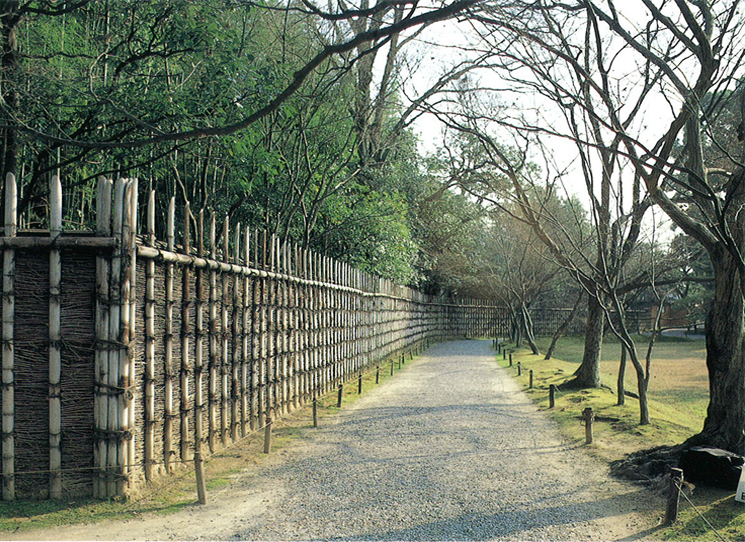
[0,175,507,501]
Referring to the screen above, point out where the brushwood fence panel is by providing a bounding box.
[0,175,508,501]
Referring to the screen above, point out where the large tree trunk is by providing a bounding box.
[566,294,603,388]
[0,1,20,185]
[692,244,745,454]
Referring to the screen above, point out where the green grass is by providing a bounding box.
[499,335,745,541]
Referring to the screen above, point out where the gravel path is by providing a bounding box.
[7,339,661,541]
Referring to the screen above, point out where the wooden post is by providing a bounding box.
[194,450,207,505]
[358,372,363,394]
[231,225,241,441]
[2,173,16,501]
[208,214,218,451]
[376,365,380,384]
[241,225,250,436]
[503,349,507,360]
[529,370,533,389]
[49,175,62,499]
[94,177,112,499]
[665,468,684,525]
[221,216,230,444]
[549,384,556,409]
[164,197,175,471]
[263,412,272,454]
[517,362,521,376]
[144,191,156,481]
[312,397,318,428]
[508,352,512,365]
[583,407,594,444]
[337,384,343,408]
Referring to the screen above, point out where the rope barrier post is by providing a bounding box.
[312,397,318,428]
[549,384,556,409]
[337,384,343,408]
[376,365,380,384]
[358,372,363,394]
[529,370,533,389]
[263,412,273,454]
[391,361,394,376]
[582,407,594,444]
[517,362,521,376]
[194,450,207,504]
[503,349,507,360]
[509,353,513,366]
[665,468,684,524]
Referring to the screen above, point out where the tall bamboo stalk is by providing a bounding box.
[48,175,62,499]
[181,202,192,461]
[2,173,17,501]
[231,225,241,440]
[195,210,205,456]
[242,226,250,435]
[208,214,217,451]
[94,177,113,498]
[106,179,125,498]
[164,197,175,471]
[121,179,138,490]
[144,191,156,480]
[221,216,230,444]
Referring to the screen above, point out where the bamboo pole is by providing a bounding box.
[144,191,156,480]
[2,173,17,501]
[231,225,241,440]
[121,179,138,490]
[208,214,217,451]
[194,210,206,460]
[94,177,113,499]
[164,197,175,471]
[49,175,62,499]
[181,202,192,461]
[242,226,250,435]
[106,179,125,498]
[221,216,229,444]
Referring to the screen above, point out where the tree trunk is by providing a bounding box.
[566,294,603,388]
[0,1,20,188]
[617,346,626,406]
[692,244,745,454]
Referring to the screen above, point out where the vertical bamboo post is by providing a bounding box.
[231,225,241,441]
[242,225,250,436]
[94,177,112,498]
[195,210,206,459]
[208,214,217,451]
[105,179,125,498]
[164,196,175,471]
[221,216,230,444]
[181,202,192,461]
[48,175,62,499]
[144,191,156,480]
[1,173,16,501]
[121,179,138,489]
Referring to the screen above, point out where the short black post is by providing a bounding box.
[509,353,513,366]
[194,450,207,504]
[312,397,318,428]
[549,384,556,409]
[391,361,394,376]
[376,365,380,384]
[665,468,684,524]
[529,370,534,389]
[517,361,521,376]
[337,384,343,408]
[503,349,507,360]
[358,372,363,394]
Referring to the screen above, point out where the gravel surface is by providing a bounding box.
[234,339,660,541]
[6,339,661,541]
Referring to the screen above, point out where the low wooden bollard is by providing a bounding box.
[358,373,363,394]
[529,370,533,389]
[194,450,207,504]
[337,385,344,408]
[509,353,513,366]
[263,413,273,454]
[503,349,507,360]
[517,362,521,376]
[376,366,380,384]
[582,407,594,444]
[312,397,318,428]
[549,384,556,409]
[391,361,394,376]
[665,468,684,524]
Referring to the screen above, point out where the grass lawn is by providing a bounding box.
[502,334,745,541]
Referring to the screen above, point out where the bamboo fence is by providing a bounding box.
[0,175,508,501]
